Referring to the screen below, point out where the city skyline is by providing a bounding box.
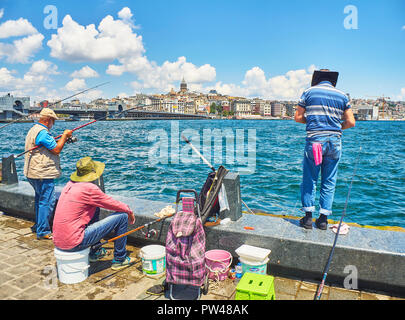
[0,0,404,103]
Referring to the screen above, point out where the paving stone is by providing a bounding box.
[207,278,236,298]
[0,284,21,299]
[13,285,52,300]
[328,287,360,300]
[10,272,42,290]
[274,277,300,296]
[111,276,157,300]
[274,292,295,300]
[4,254,29,266]
[0,271,15,286]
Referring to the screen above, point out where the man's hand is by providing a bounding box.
[294,106,306,124]
[128,210,135,225]
[62,130,73,138]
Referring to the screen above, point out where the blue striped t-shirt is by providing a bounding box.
[298,81,351,137]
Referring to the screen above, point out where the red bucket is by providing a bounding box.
[205,250,233,281]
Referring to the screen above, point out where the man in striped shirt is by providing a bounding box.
[294,69,355,230]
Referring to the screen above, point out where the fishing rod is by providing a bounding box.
[181,134,257,215]
[0,82,110,132]
[314,147,362,300]
[14,103,149,159]
[91,212,175,252]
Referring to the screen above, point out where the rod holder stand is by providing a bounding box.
[1,155,18,185]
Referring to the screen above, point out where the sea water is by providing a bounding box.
[1,119,404,228]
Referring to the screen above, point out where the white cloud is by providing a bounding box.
[402,25,405,30]
[47,13,144,62]
[207,65,316,100]
[70,65,99,78]
[65,78,87,91]
[117,7,139,28]
[0,17,43,63]
[0,60,60,103]
[0,17,38,38]
[0,9,4,20]
[398,88,405,101]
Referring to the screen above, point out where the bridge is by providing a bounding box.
[27,107,209,121]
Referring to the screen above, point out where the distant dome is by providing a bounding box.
[209,90,218,94]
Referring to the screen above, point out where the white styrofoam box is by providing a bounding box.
[235,244,271,263]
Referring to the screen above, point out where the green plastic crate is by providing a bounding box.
[235,273,276,300]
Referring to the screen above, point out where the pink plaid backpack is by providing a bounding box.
[165,190,207,298]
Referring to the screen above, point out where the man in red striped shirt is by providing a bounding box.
[53,157,136,270]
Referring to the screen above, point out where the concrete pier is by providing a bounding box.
[1,181,405,297]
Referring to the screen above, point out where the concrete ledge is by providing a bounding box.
[1,181,404,296]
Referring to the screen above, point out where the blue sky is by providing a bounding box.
[0,0,404,103]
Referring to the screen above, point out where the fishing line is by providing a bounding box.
[314,146,362,300]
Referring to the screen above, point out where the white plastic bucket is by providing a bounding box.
[140,245,166,276]
[54,247,90,284]
[239,257,269,275]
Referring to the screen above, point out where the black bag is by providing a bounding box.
[198,166,229,223]
[198,171,219,218]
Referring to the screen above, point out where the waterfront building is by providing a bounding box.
[262,101,272,116]
[0,93,30,120]
[354,104,379,120]
[232,99,251,117]
[271,102,283,117]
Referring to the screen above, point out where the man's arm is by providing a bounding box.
[341,108,356,130]
[294,106,306,124]
[49,130,73,155]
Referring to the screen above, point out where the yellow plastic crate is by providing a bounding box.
[235,273,276,300]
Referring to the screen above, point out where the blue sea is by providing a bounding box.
[1,119,404,228]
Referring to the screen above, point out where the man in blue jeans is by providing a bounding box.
[24,108,72,239]
[53,157,136,270]
[294,69,355,230]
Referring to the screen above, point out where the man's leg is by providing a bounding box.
[300,141,321,228]
[317,136,341,229]
[36,179,56,238]
[80,212,129,261]
[27,178,40,233]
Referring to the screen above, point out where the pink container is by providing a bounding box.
[182,197,195,213]
[205,250,233,281]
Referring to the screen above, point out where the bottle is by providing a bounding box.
[235,262,243,278]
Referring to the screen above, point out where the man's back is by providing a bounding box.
[298,81,351,137]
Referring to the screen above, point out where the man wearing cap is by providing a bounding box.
[24,108,72,240]
[294,69,355,230]
[52,157,136,270]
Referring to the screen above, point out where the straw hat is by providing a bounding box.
[39,108,59,120]
[70,157,105,182]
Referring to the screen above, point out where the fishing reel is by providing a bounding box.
[142,228,158,239]
[66,136,78,144]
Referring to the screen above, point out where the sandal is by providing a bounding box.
[89,247,107,262]
[37,233,53,240]
[111,256,135,271]
[146,284,165,296]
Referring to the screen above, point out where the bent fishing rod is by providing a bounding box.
[314,147,362,300]
[91,212,175,252]
[0,82,110,132]
[14,103,152,159]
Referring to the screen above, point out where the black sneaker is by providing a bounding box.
[315,214,328,230]
[299,212,313,229]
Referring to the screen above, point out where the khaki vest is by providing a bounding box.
[24,124,61,179]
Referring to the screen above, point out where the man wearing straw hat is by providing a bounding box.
[52,156,136,270]
[24,108,72,240]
